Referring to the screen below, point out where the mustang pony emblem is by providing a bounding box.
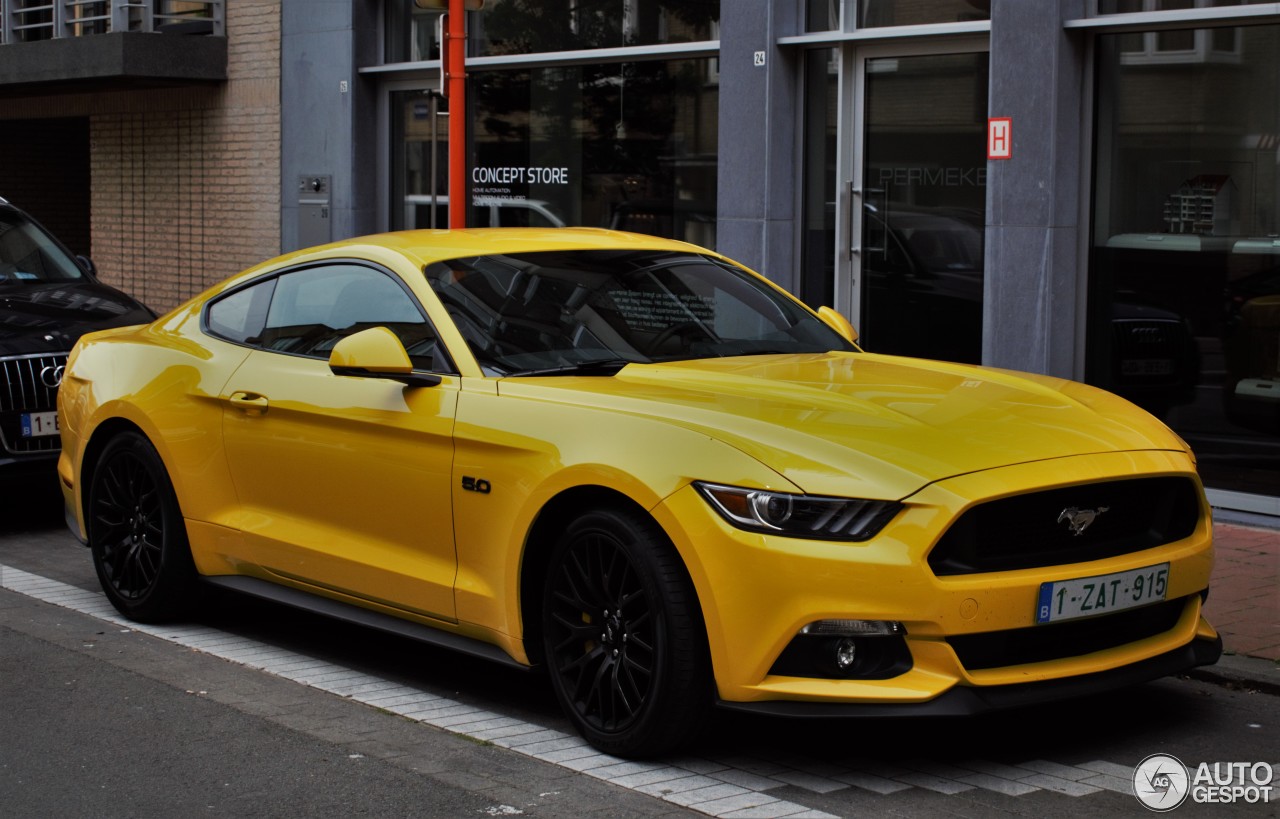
[1058,506,1109,536]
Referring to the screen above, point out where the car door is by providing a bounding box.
[215,262,459,620]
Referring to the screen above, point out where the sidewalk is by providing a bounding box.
[1205,521,1280,662]
[1189,519,1280,695]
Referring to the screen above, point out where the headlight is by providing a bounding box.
[693,482,901,541]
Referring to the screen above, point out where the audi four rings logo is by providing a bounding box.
[40,364,65,389]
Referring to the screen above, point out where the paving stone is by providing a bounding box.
[1019,773,1102,796]
[957,773,1040,796]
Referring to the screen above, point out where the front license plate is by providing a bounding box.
[20,411,59,438]
[1121,359,1174,376]
[1036,563,1169,624]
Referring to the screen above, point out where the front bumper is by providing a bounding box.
[718,633,1222,717]
[653,449,1218,707]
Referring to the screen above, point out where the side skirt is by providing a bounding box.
[203,575,531,672]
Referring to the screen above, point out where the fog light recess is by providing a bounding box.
[770,619,912,680]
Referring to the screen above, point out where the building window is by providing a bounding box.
[385,0,442,63]
[466,58,719,245]
[1089,23,1280,497]
[471,1,719,57]
[1098,0,1274,12]
[857,0,989,28]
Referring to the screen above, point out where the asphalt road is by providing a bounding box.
[2,485,1276,818]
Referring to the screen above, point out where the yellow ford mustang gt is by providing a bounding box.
[58,228,1221,756]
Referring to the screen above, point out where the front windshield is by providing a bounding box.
[425,249,855,376]
[0,210,85,284]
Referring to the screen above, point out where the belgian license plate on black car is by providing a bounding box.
[20,411,59,438]
[1036,563,1169,624]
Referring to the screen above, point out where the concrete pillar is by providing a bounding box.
[715,1,802,292]
[983,0,1088,377]
[280,0,380,252]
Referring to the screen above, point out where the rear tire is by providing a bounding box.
[88,432,200,623]
[542,507,709,757]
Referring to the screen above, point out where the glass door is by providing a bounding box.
[390,88,450,231]
[839,46,989,364]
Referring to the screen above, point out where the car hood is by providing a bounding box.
[0,280,153,356]
[509,352,1189,500]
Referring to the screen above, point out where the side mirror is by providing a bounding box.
[817,306,859,345]
[329,327,441,388]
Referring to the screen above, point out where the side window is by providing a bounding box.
[206,279,275,344]
[258,264,449,372]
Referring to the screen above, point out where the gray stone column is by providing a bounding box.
[280,0,380,251]
[984,0,1088,377]
[715,1,802,291]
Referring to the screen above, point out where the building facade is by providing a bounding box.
[2,0,1279,512]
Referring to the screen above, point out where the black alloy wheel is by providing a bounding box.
[88,432,200,622]
[542,507,709,757]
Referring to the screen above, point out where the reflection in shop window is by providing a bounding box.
[1119,27,1241,64]
[470,0,719,56]
[385,0,442,62]
[857,0,990,28]
[1098,0,1274,12]
[1090,24,1280,496]
[468,59,718,247]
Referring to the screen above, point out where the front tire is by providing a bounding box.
[88,432,200,623]
[542,507,709,757]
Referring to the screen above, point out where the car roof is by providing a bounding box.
[317,227,712,267]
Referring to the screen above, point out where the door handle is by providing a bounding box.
[229,391,269,414]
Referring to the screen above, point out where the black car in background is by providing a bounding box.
[0,197,154,488]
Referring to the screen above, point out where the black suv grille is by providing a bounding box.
[947,597,1188,671]
[0,353,67,455]
[1112,319,1182,385]
[928,476,1200,576]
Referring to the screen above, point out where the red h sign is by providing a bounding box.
[988,117,1012,160]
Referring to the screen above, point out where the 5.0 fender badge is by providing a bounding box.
[1058,506,1109,536]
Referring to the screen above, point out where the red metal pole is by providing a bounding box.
[446,0,467,228]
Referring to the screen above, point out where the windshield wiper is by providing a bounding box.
[508,357,639,377]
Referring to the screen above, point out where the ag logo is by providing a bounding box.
[1133,753,1190,811]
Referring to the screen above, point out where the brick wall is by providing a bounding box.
[0,0,281,314]
[91,1,282,312]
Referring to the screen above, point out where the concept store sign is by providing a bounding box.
[472,166,570,186]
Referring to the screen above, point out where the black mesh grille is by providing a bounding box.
[0,353,66,455]
[947,597,1188,671]
[928,476,1200,576]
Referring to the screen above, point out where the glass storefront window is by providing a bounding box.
[858,0,989,28]
[859,52,988,364]
[470,0,719,57]
[1090,24,1280,496]
[465,58,718,244]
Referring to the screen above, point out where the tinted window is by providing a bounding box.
[210,264,449,372]
[206,279,274,344]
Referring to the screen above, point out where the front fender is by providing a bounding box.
[449,384,797,651]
